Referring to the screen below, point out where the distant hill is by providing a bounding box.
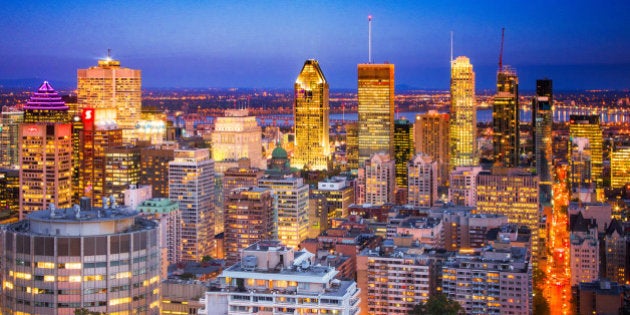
[0,78,74,90]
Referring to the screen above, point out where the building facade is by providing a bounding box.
[362,153,395,206]
[448,166,483,207]
[211,109,265,173]
[0,106,23,169]
[407,154,438,207]
[415,111,449,186]
[493,67,520,167]
[533,79,553,202]
[449,56,477,167]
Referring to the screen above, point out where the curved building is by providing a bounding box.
[1,202,161,314]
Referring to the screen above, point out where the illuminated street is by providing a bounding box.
[543,166,572,315]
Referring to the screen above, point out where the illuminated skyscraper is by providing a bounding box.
[0,106,23,169]
[224,187,275,265]
[493,67,519,167]
[104,145,141,201]
[533,79,553,202]
[449,56,477,167]
[357,63,395,165]
[394,118,414,190]
[569,115,603,198]
[293,59,330,171]
[169,149,215,261]
[19,82,72,218]
[416,111,449,186]
[77,55,141,142]
[0,168,19,221]
[611,147,630,189]
[139,143,176,198]
[362,153,395,205]
[345,122,359,171]
[211,109,264,173]
[407,154,438,207]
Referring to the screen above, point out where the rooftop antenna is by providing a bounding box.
[368,15,373,63]
[450,31,454,62]
[498,27,505,71]
[107,48,112,59]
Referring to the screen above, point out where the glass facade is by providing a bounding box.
[449,56,477,167]
[493,68,520,167]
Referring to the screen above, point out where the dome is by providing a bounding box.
[271,146,288,159]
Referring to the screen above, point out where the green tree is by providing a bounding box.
[408,293,462,315]
[201,255,213,262]
[533,292,551,315]
[74,308,104,315]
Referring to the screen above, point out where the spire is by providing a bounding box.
[450,31,454,62]
[368,15,373,63]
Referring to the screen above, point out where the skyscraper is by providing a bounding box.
[416,111,449,186]
[394,118,414,190]
[211,108,265,173]
[169,149,215,261]
[357,63,395,165]
[77,55,141,142]
[293,59,330,171]
[407,154,438,207]
[0,106,23,169]
[19,82,72,218]
[449,56,477,167]
[104,145,141,201]
[569,115,603,199]
[362,153,395,205]
[139,143,176,198]
[493,67,520,167]
[533,79,553,202]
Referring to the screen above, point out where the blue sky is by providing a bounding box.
[1,1,629,90]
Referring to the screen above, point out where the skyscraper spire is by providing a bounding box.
[450,31,454,62]
[368,15,373,63]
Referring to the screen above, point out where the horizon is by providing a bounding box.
[1,1,629,90]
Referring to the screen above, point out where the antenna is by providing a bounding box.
[498,27,505,70]
[450,31,454,62]
[107,48,112,59]
[368,15,373,63]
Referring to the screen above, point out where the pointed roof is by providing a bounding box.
[23,81,68,111]
[605,218,624,237]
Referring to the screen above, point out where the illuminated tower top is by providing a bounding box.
[23,81,69,123]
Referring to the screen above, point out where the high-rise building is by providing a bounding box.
[311,176,354,227]
[611,146,630,189]
[0,106,23,169]
[224,187,275,265]
[0,204,161,314]
[104,145,141,201]
[569,212,599,286]
[19,82,72,218]
[356,244,440,315]
[603,219,629,284]
[361,153,395,205]
[169,148,215,261]
[442,240,532,315]
[576,280,625,315]
[139,143,176,198]
[345,122,359,171]
[569,115,603,199]
[77,55,141,142]
[407,154,438,207]
[292,59,330,171]
[78,108,124,208]
[533,79,553,202]
[449,56,477,167]
[476,168,540,258]
[448,166,483,207]
[257,145,309,249]
[211,109,265,173]
[137,197,182,275]
[415,111,449,186]
[394,118,414,190]
[0,168,19,222]
[200,241,360,315]
[493,67,520,167]
[357,63,395,165]
[569,137,594,201]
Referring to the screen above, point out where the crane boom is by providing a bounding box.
[498,27,505,70]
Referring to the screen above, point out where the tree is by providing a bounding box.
[74,308,104,315]
[408,293,462,315]
[533,292,551,315]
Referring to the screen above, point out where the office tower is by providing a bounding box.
[211,108,265,173]
[135,107,167,145]
[345,122,359,171]
[223,159,264,200]
[361,153,395,205]
[407,154,438,207]
[200,241,360,315]
[610,146,630,189]
[0,204,161,314]
[0,168,19,221]
[19,82,72,218]
[71,111,83,203]
[0,106,23,168]
[78,108,124,207]
[77,55,141,142]
[169,148,215,261]
[224,187,275,265]
[569,212,599,286]
[415,111,449,187]
[449,56,477,167]
[570,114,603,199]
[603,219,629,284]
[311,176,354,227]
[139,144,176,198]
[292,59,330,171]
[442,239,532,315]
[308,193,329,238]
[394,118,414,191]
[356,244,439,315]
[137,198,182,268]
[476,168,540,258]
[448,166,483,207]
[569,137,594,201]
[104,145,141,201]
[258,147,309,248]
[493,67,520,167]
[533,79,553,202]
[357,63,395,165]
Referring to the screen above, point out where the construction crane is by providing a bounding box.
[498,27,505,71]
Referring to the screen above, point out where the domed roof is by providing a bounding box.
[271,146,288,159]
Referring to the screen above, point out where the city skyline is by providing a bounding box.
[0,1,629,90]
